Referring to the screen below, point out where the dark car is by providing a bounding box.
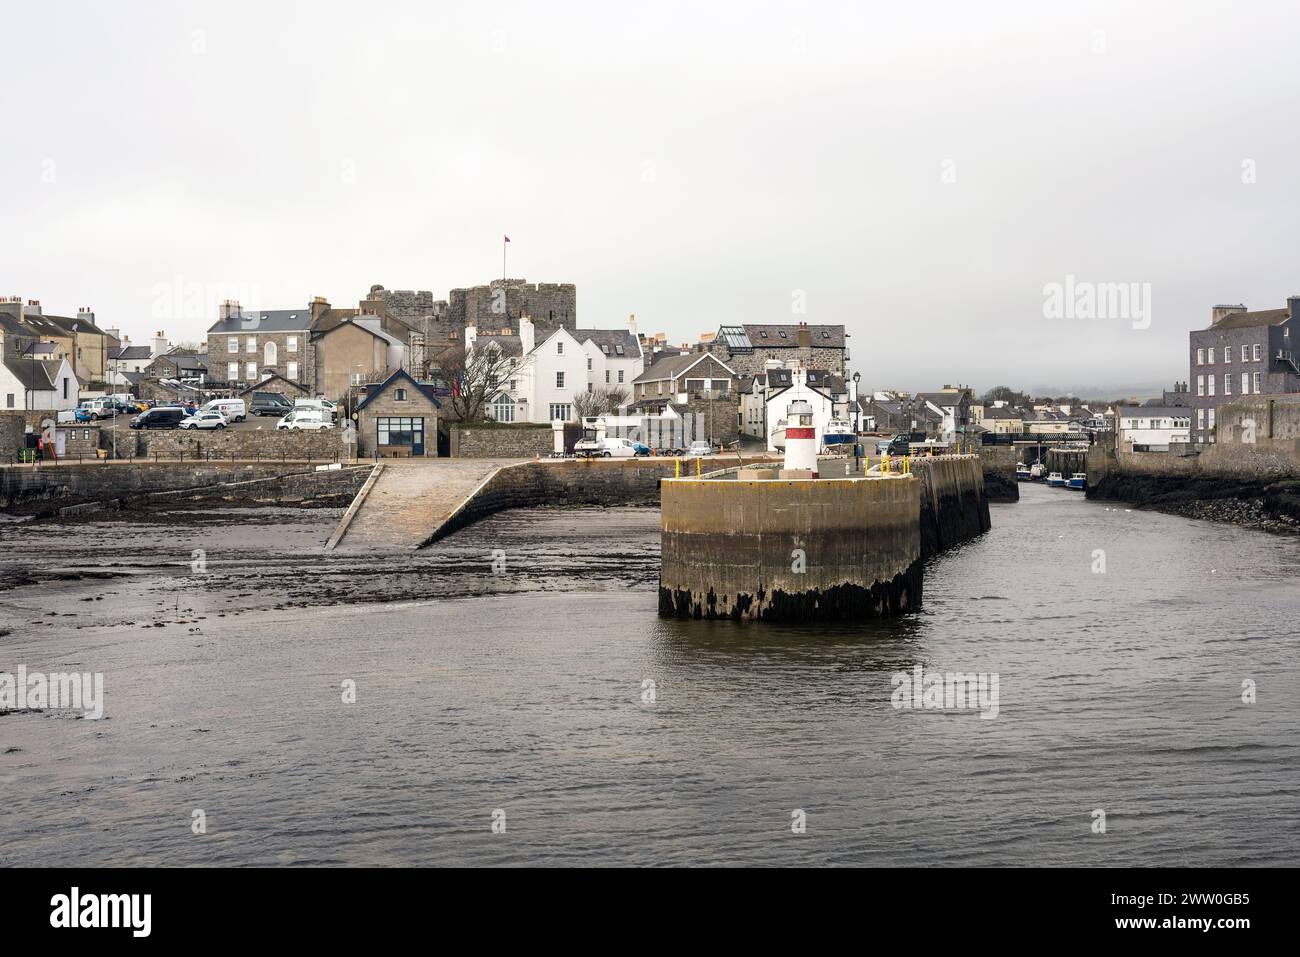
[250,392,293,417]
[130,406,187,430]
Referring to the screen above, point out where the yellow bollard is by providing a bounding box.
[675,458,681,479]
[696,457,701,477]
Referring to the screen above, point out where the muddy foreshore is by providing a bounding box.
[1089,473,1300,534]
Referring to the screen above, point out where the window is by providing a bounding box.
[1242,372,1250,395]
[587,383,593,393]
[1196,376,1204,396]
[1224,346,1231,363]
[264,341,277,366]
[549,403,571,421]
[287,361,298,381]
[615,345,625,355]
[555,372,565,388]
[1253,343,1262,361]
[395,388,407,401]
[493,396,514,422]
[1196,348,1204,365]
[1197,409,1205,429]
[5,394,12,408]
[617,370,624,383]
[1207,347,1215,365]
[62,378,68,399]
[605,370,610,384]
[350,373,364,385]
[228,362,239,381]
[246,362,257,380]
[1208,409,1216,430]
[557,341,563,355]
[247,337,257,354]
[1253,372,1261,393]
[1223,374,1231,395]
[587,358,592,370]
[509,379,517,391]
[376,416,424,448]
[1242,344,1249,362]
[227,338,238,354]
[287,336,298,353]
[1208,375,1215,396]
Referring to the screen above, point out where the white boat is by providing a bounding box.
[769,419,786,450]
[1046,471,1066,488]
[1015,462,1031,480]
[1029,463,1046,480]
[1068,472,1087,490]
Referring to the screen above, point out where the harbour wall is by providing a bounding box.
[0,462,370,514]
[660,454,989,621]
[978,445,1020,502]
[660,475,922,621]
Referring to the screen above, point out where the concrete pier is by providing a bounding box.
[659,474,922,620]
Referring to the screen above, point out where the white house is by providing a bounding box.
[1,357,79,411]
[1117,406,1191,452]
[763,364,835,452]
[480,315,644,424]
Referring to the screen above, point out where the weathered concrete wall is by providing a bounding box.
[978,444,1019,502]
[0,462,367,512]
[421,458,680,547]
[451,423,553,458]
[911,455,991,560]
[659,476,921,621]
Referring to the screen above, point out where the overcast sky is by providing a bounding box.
[3,0,1298,397]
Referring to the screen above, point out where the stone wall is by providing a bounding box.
[451,423,553,458]
[978,443,1019,502]
[122,427,346,462]
[0,461,368,512]
[910,455,991,560]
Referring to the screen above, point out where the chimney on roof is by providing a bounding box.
[796,322,812,349]
[219,299,241,320]
[519,315,534,354]
[627,313,637,338]
[1211,303,1246,326]
[23,299,41,316]
[77,306,94,324]
[1288,295,1300,319]
[310,296,330,323]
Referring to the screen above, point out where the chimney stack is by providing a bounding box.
[77,306,94,324]
[219,299,241,321]
[1211,303,1246,326]
[1288,295,1300,319]
[796,321,812,349]
[310,296,330,323]
[627,313,637,339]
[519,315,535,355]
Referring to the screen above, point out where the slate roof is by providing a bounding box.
[739,324,846,348]
[208,310,314,334]
[355,368,442,411]
[575,329,639,357]
[633,352,734,383]
[981,406,1022,420]
[3,358,63,390]
[1204,308,1291,331]
[109,345,153,361]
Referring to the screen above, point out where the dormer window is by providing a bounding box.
[759,331,768,338]
[778,330,788,338]
[615,345,625,355]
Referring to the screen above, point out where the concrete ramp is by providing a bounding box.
[327,459,514,551]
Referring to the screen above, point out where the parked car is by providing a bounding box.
[130,406,188,430]
[683,441,714,458]
[276,410,334,431]
[293,398,337,416]
[201,398,247,423]
[179,411,229,430]
[82,397,118,420]
[250,392,293,417]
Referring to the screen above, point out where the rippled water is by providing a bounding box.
[1,484,1297,866]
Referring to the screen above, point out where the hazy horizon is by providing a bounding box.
[4,0,1298,399]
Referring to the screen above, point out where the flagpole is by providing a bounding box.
[503,236,507,280]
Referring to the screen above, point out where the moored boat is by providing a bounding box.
[1029,463,1046,480]
[822,418,854,447]
[1015,462,1031,481]
[1046,471,1066,488]
[1067,472,1087,490]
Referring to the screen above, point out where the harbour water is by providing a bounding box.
[1,484,1297,866]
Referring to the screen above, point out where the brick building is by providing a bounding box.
[1189,298,1300,443]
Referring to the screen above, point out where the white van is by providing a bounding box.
[276,409,334,431]
[293,398,336,419]
[201,398,246,423]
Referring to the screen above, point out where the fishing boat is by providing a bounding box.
[1015,462,1031,481]
[822,418,854,447]
[1029,463,1046,480]
[1045,471,1066,488]
[1067,472,1087,490]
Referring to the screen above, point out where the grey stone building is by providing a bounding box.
[707,322,848,377]
[1189,298,1300,443]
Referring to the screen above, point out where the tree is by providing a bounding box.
[439,344,511,422]
[573,385,631,419]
